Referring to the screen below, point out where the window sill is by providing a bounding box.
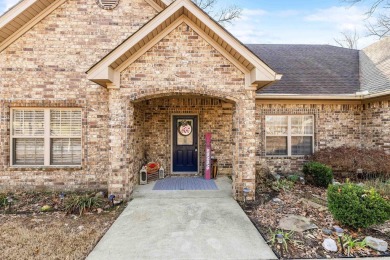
[8,166,83,171]
[263,155,309,159]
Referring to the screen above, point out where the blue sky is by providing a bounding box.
[0,0,379,49]
[224,0,378,48]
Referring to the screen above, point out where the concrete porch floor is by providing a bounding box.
[87,176,277,260]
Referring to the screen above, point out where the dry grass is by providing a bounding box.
[0,209,123,260]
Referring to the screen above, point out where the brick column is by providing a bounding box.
[108,89,130,199]
[233,90,257,201]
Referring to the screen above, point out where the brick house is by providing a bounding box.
[0,0,389,200]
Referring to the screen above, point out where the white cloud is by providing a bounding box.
[305,6,369,31]
[226,9,271,44]
[275,10,302,17]
[226,5,378,49]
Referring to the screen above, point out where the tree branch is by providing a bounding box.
[191,0,242,26]
[341,0,390,38]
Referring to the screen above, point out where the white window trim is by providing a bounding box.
[10,107,82,167]
[265,115,314,157]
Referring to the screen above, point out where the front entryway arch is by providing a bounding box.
[107,90,257,202]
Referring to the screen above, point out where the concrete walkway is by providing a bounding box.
[87,177,277,260]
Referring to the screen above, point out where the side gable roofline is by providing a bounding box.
[0,0,67,52]
[87,0,282,89]
[0,0,166,52]
[144,0,166,12]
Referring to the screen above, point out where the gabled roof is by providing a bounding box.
[0,0,67,52]
[144,0,167,12]
[247,44,360,95]
[87,0,281,89]
[0,0,171,52]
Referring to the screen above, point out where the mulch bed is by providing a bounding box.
[242,183,390,259]
[0,191,125,260]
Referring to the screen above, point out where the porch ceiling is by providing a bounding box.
[86,0,282,89]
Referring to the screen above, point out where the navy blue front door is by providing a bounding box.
[173,116,198,172]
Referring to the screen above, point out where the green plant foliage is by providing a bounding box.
[0,194,7,208]
[342,235,367,256]
[363,178,390,198]
[268,228,294,251]
[287,174,300,183]
[65,194,103,216]
[303,161,333,188]
[327,183,390,229]
[272,179,295,192]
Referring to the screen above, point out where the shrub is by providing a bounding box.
[327,183,390,229]
[310,146,390,179]
[65,194,103,216]
[303,161,333,188]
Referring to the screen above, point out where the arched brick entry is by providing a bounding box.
[104,20,261,201]
[107,89,257,201]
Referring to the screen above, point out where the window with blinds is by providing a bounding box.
[265,115,314,156]
[11,109,82,166]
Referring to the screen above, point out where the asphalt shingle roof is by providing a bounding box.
[247,44,360,95]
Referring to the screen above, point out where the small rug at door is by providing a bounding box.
[153,177,218,191]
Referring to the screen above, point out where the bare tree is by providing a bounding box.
[343,0,390,38]
[334,30,360,49]
[192,0,242,26]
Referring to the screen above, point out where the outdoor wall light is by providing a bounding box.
[334,227,345,255]
[243,187,251,204]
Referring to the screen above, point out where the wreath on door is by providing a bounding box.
[178,120,192,136]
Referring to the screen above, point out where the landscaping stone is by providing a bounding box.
[278,214,318,232]
[365,236,388,252]
[272,198,282,203]
[322,238,338,252]
[322,228,333,235]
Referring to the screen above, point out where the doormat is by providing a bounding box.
[153,177,218,191]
